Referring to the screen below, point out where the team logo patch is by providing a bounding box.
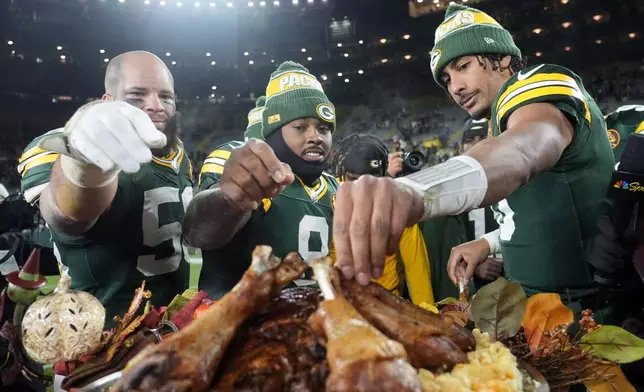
[607,129,620,149]
[370,160,381,169]
[268,114,281,124]
[430,50,441,73]
[316,104,336,122]
[331,193,336,211]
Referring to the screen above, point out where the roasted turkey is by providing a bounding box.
[112,246,475,392]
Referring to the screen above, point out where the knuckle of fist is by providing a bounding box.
[371,218,390,235]
[350,221,370,237]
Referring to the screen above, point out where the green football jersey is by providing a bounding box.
[605,105,644,162]
[464,207,499,243]
[489,64,614,299]
[19,129,193,325]
[197,141,338,298]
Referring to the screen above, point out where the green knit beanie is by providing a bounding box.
[261,61,336,139]
[244,96,266,141]
[430,4,521,89]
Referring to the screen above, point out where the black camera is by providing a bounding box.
[402,151,426,174]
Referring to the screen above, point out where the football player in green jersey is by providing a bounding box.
[184,62,339,298]
[605,105,644,163]
[331,4,614,315]
[18,51,192,325]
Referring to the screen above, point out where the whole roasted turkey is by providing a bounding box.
[113,246,475,392]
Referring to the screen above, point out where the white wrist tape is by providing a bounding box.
[396,155,488,221]
[60,155,120,188]
[481,229,502,255]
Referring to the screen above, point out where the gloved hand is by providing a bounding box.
[586,215,637,284]
[38,101,167,187]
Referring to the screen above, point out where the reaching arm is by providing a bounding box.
[39,158,117,235]
[466,102,574,206]
[182,187,252,250]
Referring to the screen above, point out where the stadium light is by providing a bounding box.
[209,2,215,6]
[381,58,388,63]
[166,52,171,56]
[249,60,254,64]
[248,1,254,6]
[561,21,571,28]
[629,32,637,39]
[380,38,387,44]
[172,60,177,64]
[227,2,233,7]
[104,58,109,63]
[244,51,249,56]
[307,0,313,3]
[592,14,602,21]
[145,0,150,4]
[292,0,298,3]
[271,59,275,63]
[532,28,542,34]
[211,61,216,65]
[535,52,542,57]
[358,69,364,74]
[160,1,166,5]
[321,75,327,80]
[212,86,217,90]
[274,1,280,5]
[404,55,412,60]
[307,57,312,61]
[337,72,342,76]
[403,34,411,40]
[60,55,66,60]
[417,0,423,2]
[301,48,306,52]
[119,0,125,3]
[206,52,211,56]
[358,40,363,44]
[343,53,349,57]
[194,2,201,6]
[561,0,569,4]
[259,1,266,5]
[177,1,182,6]
[7,40,13,45]
[344,78,349,83]
[337,43,342,47]
[57,45,63,50]
[100,49,105,53]
[210,93,215,98]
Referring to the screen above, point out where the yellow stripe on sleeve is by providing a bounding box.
[19,145,48,164]
[207,149,232,160]
[19,153,59,176]
[497,85,591,127]
[635,120,644,134]
[200,163,224,175]
[497,73,582,112]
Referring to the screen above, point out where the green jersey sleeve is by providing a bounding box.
[18,129,63,204]
[198,140,245,191]
[493,64,592,134]
[605,105,644,161]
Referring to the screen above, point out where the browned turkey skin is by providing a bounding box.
[113,247,308,392]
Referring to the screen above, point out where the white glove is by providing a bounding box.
[39,101,167,187]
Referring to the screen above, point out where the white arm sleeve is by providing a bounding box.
[396,155,488,221]
[481,228,501,255]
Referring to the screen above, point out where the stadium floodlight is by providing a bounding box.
[343,53,349,57]
[104,58,109,62]
[211,61,216,65]
[172,61,177,65]
[321,75,327,80]
[337,72,342,76]
[248,1,254,6]
[60,55,66,60]
[160,1,166,5]
[337,43,342,47]
[301,48,306,52]
[358,69,363,74]
[209,2,215,6]
[274,0,279,5]
[166,52,171,56]
[206,52,211,56]
[358,40,363,44]
[249,60,254,65]
[307,57,312,61]
[119,0,125,3]
[307,0,313,3]
[194,2,200,6]
[344,78,349,83]
[227,1,233,7]
[100,49,105,53]
[7,40,13,45]
[177,1,182,6]
[292,0,298,3]
[212,86,217,90]
[145,0,150,4]
[244,51,249,56]
[259,1,266,5]
[57,45,63,50]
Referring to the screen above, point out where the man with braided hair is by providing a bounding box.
[330,133,433,304]
[332,4,614,319]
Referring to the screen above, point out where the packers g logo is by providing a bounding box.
[317,104,336,122]
[430,50,441,73]
[331,193,337,211]
[607,129,620,149]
